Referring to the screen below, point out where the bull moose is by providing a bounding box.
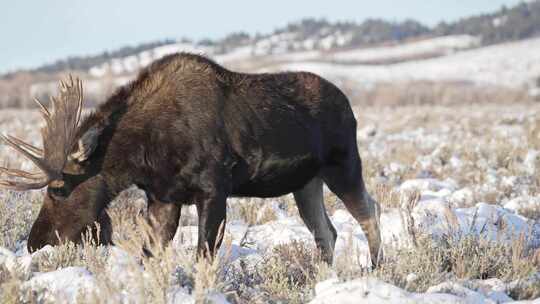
[0,53,382,266]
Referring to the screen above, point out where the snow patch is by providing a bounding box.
[24,267,98,303]
[330,35,480,63]
[310,277,466,303]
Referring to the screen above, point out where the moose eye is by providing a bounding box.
[48,186,68,200]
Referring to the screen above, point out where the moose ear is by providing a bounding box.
[69,125,103,162]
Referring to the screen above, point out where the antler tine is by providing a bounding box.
[59,75,74,92]
[0,134,51,175]
[0,134,50,191]
[32,97,51,119]
[33,97,53,131]
[0,179,49,191]
[0,167,44,180]
[5,135,43,156]
[77,78,83,125]
[68,74,75,89]
[48,95,58,116]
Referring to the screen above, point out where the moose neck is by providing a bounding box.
[77,86,134,203]
[78,84,131,139]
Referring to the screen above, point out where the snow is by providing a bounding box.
[311,277,465,303]
[358,124,378,140]
[203,292,231,304]
[0,247,17,272]
[262,37,540,88]
[167,287,195,304]
[524,150,540,175]
[329,35,480,63]
[400,178,459,193]
[505,196,540,215]
[415,199,535,245]
[493,16,509,28]
[89,43,212,77]
[450,188,475,207]
[269,50,323,62]
[23,267,98,303]
[106,246,142,282]
[311,277,540,303]
[427,281,508,303]
[213,46,253,62]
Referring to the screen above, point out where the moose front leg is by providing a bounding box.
[147,199,181,247]
[96,209,113,245]
[196,193,227,259]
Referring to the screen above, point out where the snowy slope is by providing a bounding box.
[89,43,214,77]
[86,35,540,89]
[261,37,540,88]
[327,35,480,63]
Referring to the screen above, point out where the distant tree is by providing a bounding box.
[220,32,251,50]
[197,38,215,46]
[180,37,193,43]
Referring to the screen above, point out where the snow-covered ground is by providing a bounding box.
[327,35,480,63]
[311,277,518,304]
[0,104,539,303]
[89,43,215,77]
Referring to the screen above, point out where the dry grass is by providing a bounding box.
[527,117,540,150]
[322,191,344,214]
[331,224,540,300]
[370,234,540,297]
[0,192,41,250]
[378,237,526,287]
[375,184,402,211]
[253,241,325,304]
[219,240,336,304]
[398,190,421,247]
[345,81,532,107]
[357,103,540,206]
[521,206,540,221]
[0,264,36,304]
[234,198,279,226]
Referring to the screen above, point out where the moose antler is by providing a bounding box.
[0,76,84,190]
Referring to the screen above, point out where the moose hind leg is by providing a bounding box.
[293,176,337,264]
[322,152,382,267]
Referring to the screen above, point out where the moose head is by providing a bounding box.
[0,77,110,252]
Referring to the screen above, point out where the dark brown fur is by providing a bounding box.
[23,53,381,265]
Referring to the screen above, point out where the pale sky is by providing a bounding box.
[0,0,525,73]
